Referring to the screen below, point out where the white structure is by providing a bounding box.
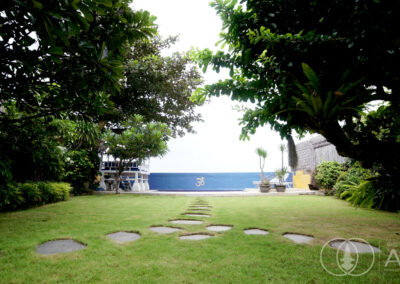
[99,156,150,192]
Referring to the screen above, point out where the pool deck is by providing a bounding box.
[94,188,324,197]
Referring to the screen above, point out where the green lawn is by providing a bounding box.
[1,195,399,283]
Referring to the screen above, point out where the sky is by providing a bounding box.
[131,0,305,173]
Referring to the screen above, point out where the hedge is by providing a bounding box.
[0,182,71,212]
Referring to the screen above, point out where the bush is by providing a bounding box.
[333,162,372,197]
[339,176,399,211]
[315,161,343,193]
[0,182,71,212]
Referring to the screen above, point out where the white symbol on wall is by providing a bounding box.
[196,177,205,187]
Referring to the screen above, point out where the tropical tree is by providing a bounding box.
[0,0,157,123]
[195,0,400,195]
[102,36,204,137]
[255,147,267,182]
[104,115,171,194]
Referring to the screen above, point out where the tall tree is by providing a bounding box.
[0,0,156,122]
[196,0,400,188]
[103,36,204,137]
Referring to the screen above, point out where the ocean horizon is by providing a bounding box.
[149,172,293,191]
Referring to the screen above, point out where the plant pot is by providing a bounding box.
[259,184,271,193]
[275,185,286,192]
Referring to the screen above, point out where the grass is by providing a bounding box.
[0,194,399,283]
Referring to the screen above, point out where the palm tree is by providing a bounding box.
[256,147,267,182]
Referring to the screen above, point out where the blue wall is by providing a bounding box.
[149,172,292,191]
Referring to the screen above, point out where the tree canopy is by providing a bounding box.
[196,0,400,184]
[1,0,156,122]
[105,36,204,137]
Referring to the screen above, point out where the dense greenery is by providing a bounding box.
[1,195,398,282]
[1,0,157,122]
[105,116,170,193]
[195,0,400,207]
[0,182,71,211]
[1,1,204,203]
[315,161,342,192]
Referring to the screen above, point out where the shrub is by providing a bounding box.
[0,182,71,212]
[20,183,42,207]
[315,161,343,192]
[334,162,372,197]
[339,176,399,211]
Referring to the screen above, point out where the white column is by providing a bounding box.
[138,174,144,192]
[99,172,106,190]
[144,174,150,191]
[132,172,140,192]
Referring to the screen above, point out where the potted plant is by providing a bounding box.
[275,167,288,192]
[255,147,270,192]
[259,179,271,193]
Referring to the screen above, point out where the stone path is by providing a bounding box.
[329,240,381,253]
[106,232,141,244]
[283,233,314,244]
[244,229,269,235]
[33,198,383,255]
[37,239,86,255]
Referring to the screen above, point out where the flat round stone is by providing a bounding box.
[183,213,210,217]
[283,233,314,244]
[190,206,211,209]
[330,240,381,253]
[37,239,86,255]
[149,226,182,234]
[106,231,141,244]
[170,219,204,225]
[179,234,213,240]
[244,229,269,235]
[207,225,232,232]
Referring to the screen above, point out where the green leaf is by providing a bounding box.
[301,63,320,90]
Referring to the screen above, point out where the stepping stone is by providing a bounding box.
[179,234,213,240]
[183,213,210,217]
[37,239,86,255]
[244,229,269,235]
[207,225,232,232]
[329,240,381,253]
[283,233,314,244]
[149,226,182,234]
[193,205,211,210]
[170,219,204,225]
[106,231,141,244]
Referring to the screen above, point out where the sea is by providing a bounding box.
[149,172,293,191]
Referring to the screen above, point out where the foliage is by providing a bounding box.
[194,0,400,197]
[104,115,171,193]
[333,162,372,197]
[275,167,288,185]
[0,182,71,212]
[255,147,267,182]
[1,0,156,122]
[334,162,399,211]
[315,161,342,192]
[55,119,101,194]
[106,36,204,137]
[0,116,65,183]
[309,169,319,190]
[63,150,98,195]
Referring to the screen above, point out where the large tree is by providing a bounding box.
[0,0,156,122]
[102,36,204,137]
[196,0,400,186]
